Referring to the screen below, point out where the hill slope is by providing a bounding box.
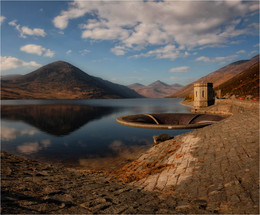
[1,61,143,99]
[218,61,259,98]
[128,80,183,98]
[171,55,259,97]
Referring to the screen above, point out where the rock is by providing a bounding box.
[192,199,207,210]
[230,95,236,100]
[246,95,253,100]
[5,167,12,175]
[153,134,172,145]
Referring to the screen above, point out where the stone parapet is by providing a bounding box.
[215,98,259,109]
[192,99,259,115]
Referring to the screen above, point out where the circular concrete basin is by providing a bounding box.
[116,113,226,129]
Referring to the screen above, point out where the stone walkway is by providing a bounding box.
[116,109,259,214]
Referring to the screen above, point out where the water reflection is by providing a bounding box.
[1,104,117,136]
[17,139,51,155]
[1,99,191,170]
[1,126,38,141]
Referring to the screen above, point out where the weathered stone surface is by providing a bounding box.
[115,101,259,214]
[1,151,181,214]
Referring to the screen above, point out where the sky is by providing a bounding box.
[0,0,259,86]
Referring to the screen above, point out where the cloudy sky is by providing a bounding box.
[1,0,259,85]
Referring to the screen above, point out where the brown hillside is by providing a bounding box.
[171,55,259,97]
[218,62,259,98]
[1,61,143,99]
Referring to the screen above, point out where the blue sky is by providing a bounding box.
[1,0,259,86]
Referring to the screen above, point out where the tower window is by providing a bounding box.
[202,90,204,98]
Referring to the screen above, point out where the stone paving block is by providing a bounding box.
[165,174,179,187]
[143,174,160,191]
[155,173,169,191]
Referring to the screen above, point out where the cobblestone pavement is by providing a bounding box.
[117,110,259,214]
[1,151,180,214]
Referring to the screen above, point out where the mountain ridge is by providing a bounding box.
[128,80,183,98]
[171,55,259,98]
[218,61,259,98]
[1,61,143,99]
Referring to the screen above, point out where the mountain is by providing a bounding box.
[1,61,143,99]
[1,74,22,80]
[218,61,259,98]
[171,55,259,97]
[148,80,170,88]
[128,80,183,98]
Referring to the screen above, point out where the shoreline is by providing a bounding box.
[179,99,194,108]
[2,99,259,214]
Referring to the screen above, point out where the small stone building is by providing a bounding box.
[194,83,215,108]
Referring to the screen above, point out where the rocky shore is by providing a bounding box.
[1,99,259,214]
[1,151,180,214]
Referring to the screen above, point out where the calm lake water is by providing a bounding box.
[1,98,191,171]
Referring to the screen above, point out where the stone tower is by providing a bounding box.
[194,83,215,108]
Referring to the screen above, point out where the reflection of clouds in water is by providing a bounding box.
[17,139,51,155]
[78,143,151,171]
[41,139,51,148]
[109,140,123,152]
[130,136,151,145]
[1,126,38,141]
[78,139,153,171]
[17,142,40,154]
[109,138,151,154]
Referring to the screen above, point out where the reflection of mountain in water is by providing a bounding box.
[1,104,116,136]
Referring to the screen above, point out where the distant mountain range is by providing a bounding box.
[128,80,183,98]
[171,55,259,98]
[1,61,143,99]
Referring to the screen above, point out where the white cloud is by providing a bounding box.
[111,46,127,56]
[79,49,90,56]
[169,66,190,73]
[0,56,41,71]
[249,23,259,29]
[66,49,72,54]
[195,55,238,64]
[236,50,246,54]
[195,56,211,62]
[20,44,44,56]
[133,45,186,60]
[248,50,258,56]
[20,44,55,58]
[53,1,258,59]
[0,16,6,25]
[44,49,55,58]
[8,20,46,38]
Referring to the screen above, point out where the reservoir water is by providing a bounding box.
[1,98,191,171]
